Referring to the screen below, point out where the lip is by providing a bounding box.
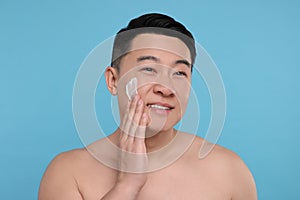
[146,102,175,109]
[146,102,175,115]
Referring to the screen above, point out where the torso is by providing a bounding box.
[71,135,235,200]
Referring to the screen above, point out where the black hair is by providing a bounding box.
[111,13,196,72]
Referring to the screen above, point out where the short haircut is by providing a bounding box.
[111,13,196,72]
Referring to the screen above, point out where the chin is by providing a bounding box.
[145,119,177,138]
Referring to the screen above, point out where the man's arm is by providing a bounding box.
[38,152,84,200]
[39,95,149,200]
[100,175,145,200]
[101,94,149,200]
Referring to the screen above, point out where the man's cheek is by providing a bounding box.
[175,84,190,101]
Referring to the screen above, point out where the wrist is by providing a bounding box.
[117,172,147,188]
[114,181,144,196]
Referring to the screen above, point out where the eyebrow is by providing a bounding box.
[137,55,191,68]
[137,55,159,62]
[175,60,191,68]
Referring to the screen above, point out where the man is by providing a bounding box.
[39,13,257,199]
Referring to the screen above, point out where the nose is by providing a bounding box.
[153,83,175,97]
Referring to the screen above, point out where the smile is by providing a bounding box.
[146,103,175,114]
[148,104,171,110]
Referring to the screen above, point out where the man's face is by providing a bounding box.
[115,33,192,133]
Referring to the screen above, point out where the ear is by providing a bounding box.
[105,66,118,95]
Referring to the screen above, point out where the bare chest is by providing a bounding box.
[78,164,231,200]
[136,170,231,200]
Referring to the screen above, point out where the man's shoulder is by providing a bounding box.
[43,147,111,182]
[189,136,247,171]
[52,148,89,161]
[209,142,241,163]
[192,136,239,158]
[47,148,91,171]
[192,136,256,190]
[177,135,256,199]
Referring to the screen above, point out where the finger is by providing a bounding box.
[125,135,134,152]
[142,105,151,126]
[120,99,130,131]
[119,103,130,145]
[123,100,143,151]
[123,95,139,136]
[119,98,134,146]
[142,106,149,125]
[119,95,139,150]
[128,98,144,137]
[132,113,147,153]
[135,112,147,139]
[128,94,139,120]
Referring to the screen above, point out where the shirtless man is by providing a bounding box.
[38,13,257,200]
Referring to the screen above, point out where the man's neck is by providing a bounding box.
[111,127,176,152]
[144,128,176,152]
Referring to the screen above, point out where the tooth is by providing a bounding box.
[150,104,170,110]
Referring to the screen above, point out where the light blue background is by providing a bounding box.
[1,0,299,199]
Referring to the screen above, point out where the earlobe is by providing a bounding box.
[111,86,117,95]
[105,67,118,95]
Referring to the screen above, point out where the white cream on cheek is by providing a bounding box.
[125,77,138,100]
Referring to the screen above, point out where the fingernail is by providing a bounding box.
[134,94,139,102]
[143,112,147,118]
[142,113,147,122]
[138,99,143,105]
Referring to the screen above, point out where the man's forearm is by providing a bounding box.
[100,182,143,200]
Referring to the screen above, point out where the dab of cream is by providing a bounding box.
[125,77,138,100]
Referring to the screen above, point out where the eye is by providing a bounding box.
[174,71,187,77]
[140,67,156,73]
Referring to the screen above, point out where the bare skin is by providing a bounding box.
[38,34,257,200]
[38,136,256,199]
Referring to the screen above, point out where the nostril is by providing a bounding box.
[154,87,175,97]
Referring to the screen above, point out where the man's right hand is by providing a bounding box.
[101,94,149,199]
